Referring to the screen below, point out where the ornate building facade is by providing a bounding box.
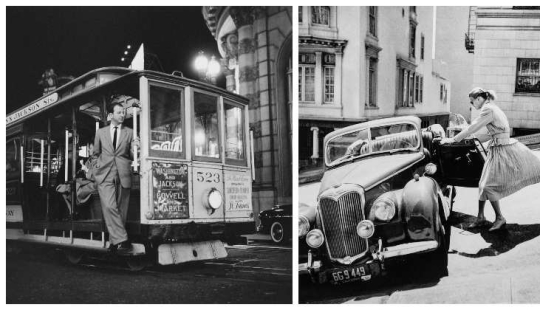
[299,6,451,171]
[203,7,292,223]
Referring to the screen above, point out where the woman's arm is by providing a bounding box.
[453,106,493,142]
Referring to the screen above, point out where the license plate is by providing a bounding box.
[330,264,372,284]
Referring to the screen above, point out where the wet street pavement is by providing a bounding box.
[300,149,540,304]
[6,241,292,304]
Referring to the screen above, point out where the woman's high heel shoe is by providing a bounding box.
[469,218,490,229]
[489,218,507,231]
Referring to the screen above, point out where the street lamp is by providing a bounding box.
[121,44,133,64]
[194,51,221,85]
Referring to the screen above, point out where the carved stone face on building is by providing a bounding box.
[221,32,238,61]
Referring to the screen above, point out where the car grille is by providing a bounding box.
[319,191,368,260]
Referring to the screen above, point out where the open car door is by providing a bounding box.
[433,138,487,187]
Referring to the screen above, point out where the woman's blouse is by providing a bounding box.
[454,102,511,144]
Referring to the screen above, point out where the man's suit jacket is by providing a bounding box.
[93,125,134,188]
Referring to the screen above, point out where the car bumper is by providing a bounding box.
[300,240,439,284]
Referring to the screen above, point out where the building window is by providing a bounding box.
[299,53,316,102]
[323,53,335,103]
[415,75,420,103]
[409,72,415,105]
[419,76,424,103]
[440,83,448,103]
[367,58,378,107]
[312,6,330,25]
[413,74,424,104]
[369,7,377,37]
[398,68,416,107]
[299,66,315,102]
[324,67,335,103]
[516,58,540,93]
[420,35,425,60]
[409,22,416,59]
[299,6,303,23]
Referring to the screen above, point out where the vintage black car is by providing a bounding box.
[299,116,486,284]
[258,204,292,244]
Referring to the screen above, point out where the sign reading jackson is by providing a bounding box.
[6,92,58,125]
[152,162,189,219]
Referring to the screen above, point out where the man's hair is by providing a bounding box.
[107,102,124,114]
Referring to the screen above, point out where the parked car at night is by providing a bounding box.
[258,204,292,244]
[299,116,486,284]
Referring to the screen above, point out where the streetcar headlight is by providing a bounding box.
[372,194,397,222]
[425,163,437,175]
[298,216,310,238]
[203,188,223,210]
[356,220,375,239]
[208,188,223,209]
[306,229,324,248]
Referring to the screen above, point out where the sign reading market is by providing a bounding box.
[6,92,59,125]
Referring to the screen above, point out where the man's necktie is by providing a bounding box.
[113,126,118,149]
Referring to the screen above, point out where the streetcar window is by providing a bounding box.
[149,85,184,158]
[224,101,245,162]
[193,92,220,159]
[6,138,21,179]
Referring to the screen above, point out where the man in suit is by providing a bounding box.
[93,102,138,254]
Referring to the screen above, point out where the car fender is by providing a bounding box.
[401,176,440,241]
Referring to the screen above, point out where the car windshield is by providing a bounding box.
[449,113,468,127]
[326,122,420,166]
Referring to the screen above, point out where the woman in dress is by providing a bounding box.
[441,87,540,231]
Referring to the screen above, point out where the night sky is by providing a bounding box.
[6,6,223,113]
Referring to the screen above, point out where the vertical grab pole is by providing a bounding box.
[250,130,255,181]
[40,139,44,187]
[133,104,139,172]
[65,129,69,182]
[21,145,24,183]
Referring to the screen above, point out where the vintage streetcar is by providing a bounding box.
[6,67,255,270]
[299,116,486,284]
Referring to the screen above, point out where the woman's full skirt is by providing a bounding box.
[479,140,540,201]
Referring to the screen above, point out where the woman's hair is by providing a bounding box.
[469,87,496,101]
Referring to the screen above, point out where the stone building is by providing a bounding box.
[299,6,451,171]
[203,7,292,223]
[465,6,540,134]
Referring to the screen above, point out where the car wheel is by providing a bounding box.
[126,255,149,272]
[270,221,286,244]
[430,216,449,277]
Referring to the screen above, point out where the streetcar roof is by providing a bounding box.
[6,66,249,128]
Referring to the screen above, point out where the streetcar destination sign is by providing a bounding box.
[6,92,59,125]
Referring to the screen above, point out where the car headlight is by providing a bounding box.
[203,188,223,210]
[425,163,437,175]
[298,216,310,238]
[306,229,324,248]
[372,193,397,222]
[356,220,375,238]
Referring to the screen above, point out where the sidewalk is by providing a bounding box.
[342,264,540,304]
